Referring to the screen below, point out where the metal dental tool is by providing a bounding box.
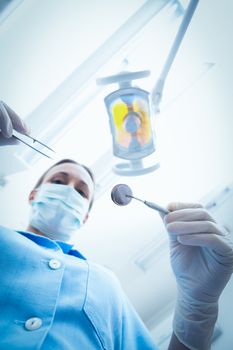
[12,132,55,159]
[111,184,169,215]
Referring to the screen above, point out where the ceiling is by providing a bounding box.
[0,0,233,343]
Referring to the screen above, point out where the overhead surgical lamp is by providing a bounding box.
[97,70,159,176]
[97,0,199,176]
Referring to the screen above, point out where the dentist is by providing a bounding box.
[0,100,233,350]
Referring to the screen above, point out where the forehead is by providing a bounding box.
[43,163,94,190]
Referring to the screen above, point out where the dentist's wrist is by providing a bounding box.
[173,292,218,350]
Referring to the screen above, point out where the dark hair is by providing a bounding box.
[33,159,95,211]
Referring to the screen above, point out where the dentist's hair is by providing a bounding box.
[33,159,95,211]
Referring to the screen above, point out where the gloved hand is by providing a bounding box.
[163,202,233,350]
[0,100,29,146]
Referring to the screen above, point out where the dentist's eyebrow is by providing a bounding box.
[50,172,69,178]
[47,172,69,183]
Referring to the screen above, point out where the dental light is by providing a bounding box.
[97,70,159,176]
[97,0,199,176]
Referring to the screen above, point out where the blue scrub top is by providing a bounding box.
[0,225,158,350]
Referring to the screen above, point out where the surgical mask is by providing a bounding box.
[29,183,89,242]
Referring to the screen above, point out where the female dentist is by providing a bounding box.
[0,100,233,350]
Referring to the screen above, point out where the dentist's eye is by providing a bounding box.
[75,188,88,199]
[51,179,65,185]
[78,190,87,198]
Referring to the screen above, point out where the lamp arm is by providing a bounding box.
[151,0,199,113]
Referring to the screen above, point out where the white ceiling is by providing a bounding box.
[0,0,233,341]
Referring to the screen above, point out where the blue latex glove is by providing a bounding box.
[0,101,29,146]
[163,202,233,350]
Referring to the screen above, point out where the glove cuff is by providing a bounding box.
[173,293,218,350]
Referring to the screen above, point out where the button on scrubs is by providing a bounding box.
[0,226,158,350]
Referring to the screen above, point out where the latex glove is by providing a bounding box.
[163,202,233,350]
[0,100,29,146]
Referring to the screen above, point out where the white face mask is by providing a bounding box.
[29,183,89,242]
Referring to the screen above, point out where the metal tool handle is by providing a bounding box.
[144,200,169,214]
